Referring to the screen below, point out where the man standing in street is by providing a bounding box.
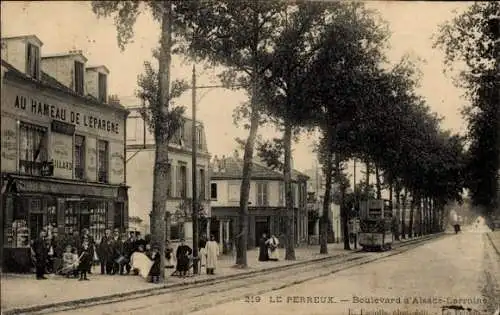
[31,229,48,280]
[98,229,112,274]
[205,234,219,275]
[123,231,137,275]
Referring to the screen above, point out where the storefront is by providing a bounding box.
[1,54,129,272]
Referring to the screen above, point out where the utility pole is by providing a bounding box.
[191,64,199,274]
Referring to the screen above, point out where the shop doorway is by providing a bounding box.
[255,216,269,247]
[29,213,44,240]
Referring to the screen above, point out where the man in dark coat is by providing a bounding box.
[98,229,113,274]
[81,228,95,273]
[111,229,123,275]
[123,232,137,274]
[258,233,269,262]
[175,239,192,277]
[31,230,48,280]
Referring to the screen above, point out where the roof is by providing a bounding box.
[1,59,128,113]
[211,156,309,181]
[86,65,110,74]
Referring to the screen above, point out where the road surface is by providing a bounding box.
[46,231,499,315]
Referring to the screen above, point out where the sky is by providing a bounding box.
[1,1,473,184]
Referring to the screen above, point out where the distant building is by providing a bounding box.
[1,35,129,272]
[209,151,309,252]
[125,103,211,241]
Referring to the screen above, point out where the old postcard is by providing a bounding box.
[1,1,499,315]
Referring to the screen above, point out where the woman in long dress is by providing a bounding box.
[266,235,279,261]
[205,234,219,275]
[176,239,192,277]
[258,233,269,262]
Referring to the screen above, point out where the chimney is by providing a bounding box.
[220,155,226,173]
[41,49,88,95]
[86,65,110,103]
[108,94,120,106]
[212,155,220,173]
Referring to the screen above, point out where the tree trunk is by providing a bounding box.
[320,132,334,255]
[409,192,415,238]
[236,69,260,267]
[417,196,423,237]
[284,123,295,260]
[150,1,173,281]
[394,181,401,241]
[375,165,382,199]
[365,160,370,190]
[336,155,350,251]
[401,188,407,239]
[422,196,428,235]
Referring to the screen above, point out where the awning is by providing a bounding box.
[3,174,128,200]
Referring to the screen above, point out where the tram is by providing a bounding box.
[358,199,394,251]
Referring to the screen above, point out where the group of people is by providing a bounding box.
[258,233,280,262]
[170,234,220,277]
[30,226,150,281]
[30,226,221,282]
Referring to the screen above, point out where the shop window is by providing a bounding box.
[4,196,30,248]
[97,140,109,183]
[26,43,40,79]
[19,122,48,176]
[256,182,269,206]
[64,203,78,234]
[74,135,85,180]
[89,202,107,242]
[47,200,57,229]
[74,60,84,95]
[279,182,284,206]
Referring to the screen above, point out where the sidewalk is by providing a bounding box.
[1,243,348,313]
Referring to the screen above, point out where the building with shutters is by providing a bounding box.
[0,35,129,272]
[209,152,309,253]
[124,102,211,241]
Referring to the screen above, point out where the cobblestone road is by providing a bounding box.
[40,231,499,315]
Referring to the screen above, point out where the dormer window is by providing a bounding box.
[98,72,107,103]
[74,61,84,95]
[26,43,40,80]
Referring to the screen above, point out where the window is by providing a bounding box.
[74,135,85,179]
[176,164,187,198]
[196,127,203,150]
[97,140,109,183]
[126,117,138,141]
[74,61,84,95]
[167,163,172,197]
[98,73,107,102]
[211,183,218,200]
[256,182,268,206]
[19,122,48,176]
[199,168,205,200]
[26,43,40,79]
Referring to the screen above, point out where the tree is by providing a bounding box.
[177,0,288,267]
[434,2,500,216]
[256,1,333,260]
[306,2,390,252]
[91,1,196,280]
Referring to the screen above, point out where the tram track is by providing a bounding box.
[28,233,446,315]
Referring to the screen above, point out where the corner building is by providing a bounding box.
[0,35,129,272]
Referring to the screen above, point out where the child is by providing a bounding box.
[78,241,92,281]
[149,244,161,283]
[61,245,78,277]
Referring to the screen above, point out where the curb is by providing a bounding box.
[486,232,500,256]
[2,234,443,315]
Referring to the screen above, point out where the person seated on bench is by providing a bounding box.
[175,239,192,277]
